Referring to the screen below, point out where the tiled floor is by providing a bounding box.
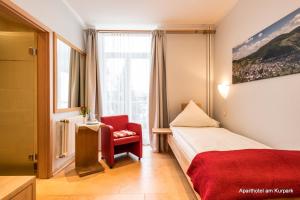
[37,146,197,200]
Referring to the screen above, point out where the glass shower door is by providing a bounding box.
[0,31,37,175]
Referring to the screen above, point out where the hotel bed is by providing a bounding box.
[168,126,269,199]
[171,126,270,161]
[168,127,300,200]
[168,101,300,200]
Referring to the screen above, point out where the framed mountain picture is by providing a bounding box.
[232,8,300,84]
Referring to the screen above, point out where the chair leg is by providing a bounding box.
[104,153,114,168]
[107,160,114,169]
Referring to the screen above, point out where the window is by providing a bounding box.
[98,33,152,144]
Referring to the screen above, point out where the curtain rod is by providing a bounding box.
[96,29,216,34]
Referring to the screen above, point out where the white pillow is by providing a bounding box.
[170,100,220,127]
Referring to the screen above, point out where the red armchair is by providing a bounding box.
[100,115,143,168]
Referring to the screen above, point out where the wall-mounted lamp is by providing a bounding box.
[218,83,230,99]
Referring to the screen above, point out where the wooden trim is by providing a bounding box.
[54,32,85,54]
[53,32,58,113]
[97,30,151,33]
[53,32,84,113]
[37,32,52,178]
[0,0,52,178]
[96,29,216,34]
[166,29,215,34]
[152,128,172,134]
[55,107,81,113]
[0,0,50,32]
[206,28,213,116]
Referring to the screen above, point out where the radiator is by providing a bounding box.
[57,120,69,158]
[55,116,83,159]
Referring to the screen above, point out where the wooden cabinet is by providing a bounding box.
[0,176,35,200]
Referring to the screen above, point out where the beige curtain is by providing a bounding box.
[79,53,86,106]
[149,30,169,152]
[69,49,85,107]
[85,29,102,117]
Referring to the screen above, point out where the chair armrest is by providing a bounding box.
[127,122,142,135]
[100,124,115,162]
[106,125,114,133]
[101,125,114,139]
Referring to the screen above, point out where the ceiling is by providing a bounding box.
[64,0,238,29]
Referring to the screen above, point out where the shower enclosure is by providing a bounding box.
[0,30,37,174]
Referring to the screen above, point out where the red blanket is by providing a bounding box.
[187,149,300,200]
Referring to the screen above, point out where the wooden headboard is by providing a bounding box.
[181,102,202,111]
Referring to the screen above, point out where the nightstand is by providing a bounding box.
[152,128,172,153]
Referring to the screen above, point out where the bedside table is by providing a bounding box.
[152,128,172,153]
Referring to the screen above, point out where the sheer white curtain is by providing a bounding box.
[98,33,152,144]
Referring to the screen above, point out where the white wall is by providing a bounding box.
[12,0,85,49]
[214,0,300,149]
[166,34,208,121]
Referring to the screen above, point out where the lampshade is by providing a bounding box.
[218,83,230,99]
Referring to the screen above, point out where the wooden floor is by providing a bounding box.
[37,146,197,200]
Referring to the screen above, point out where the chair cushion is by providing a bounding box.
[113,130,137,138]
[114,135,140,146]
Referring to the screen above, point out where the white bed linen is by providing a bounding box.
[171,127,270,161]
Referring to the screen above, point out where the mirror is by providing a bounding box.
[54,33,86,113]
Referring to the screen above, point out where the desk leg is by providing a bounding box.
[158,134,169,153]
[164,134,169,153]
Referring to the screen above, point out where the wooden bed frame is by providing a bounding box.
[168,134,201,199]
